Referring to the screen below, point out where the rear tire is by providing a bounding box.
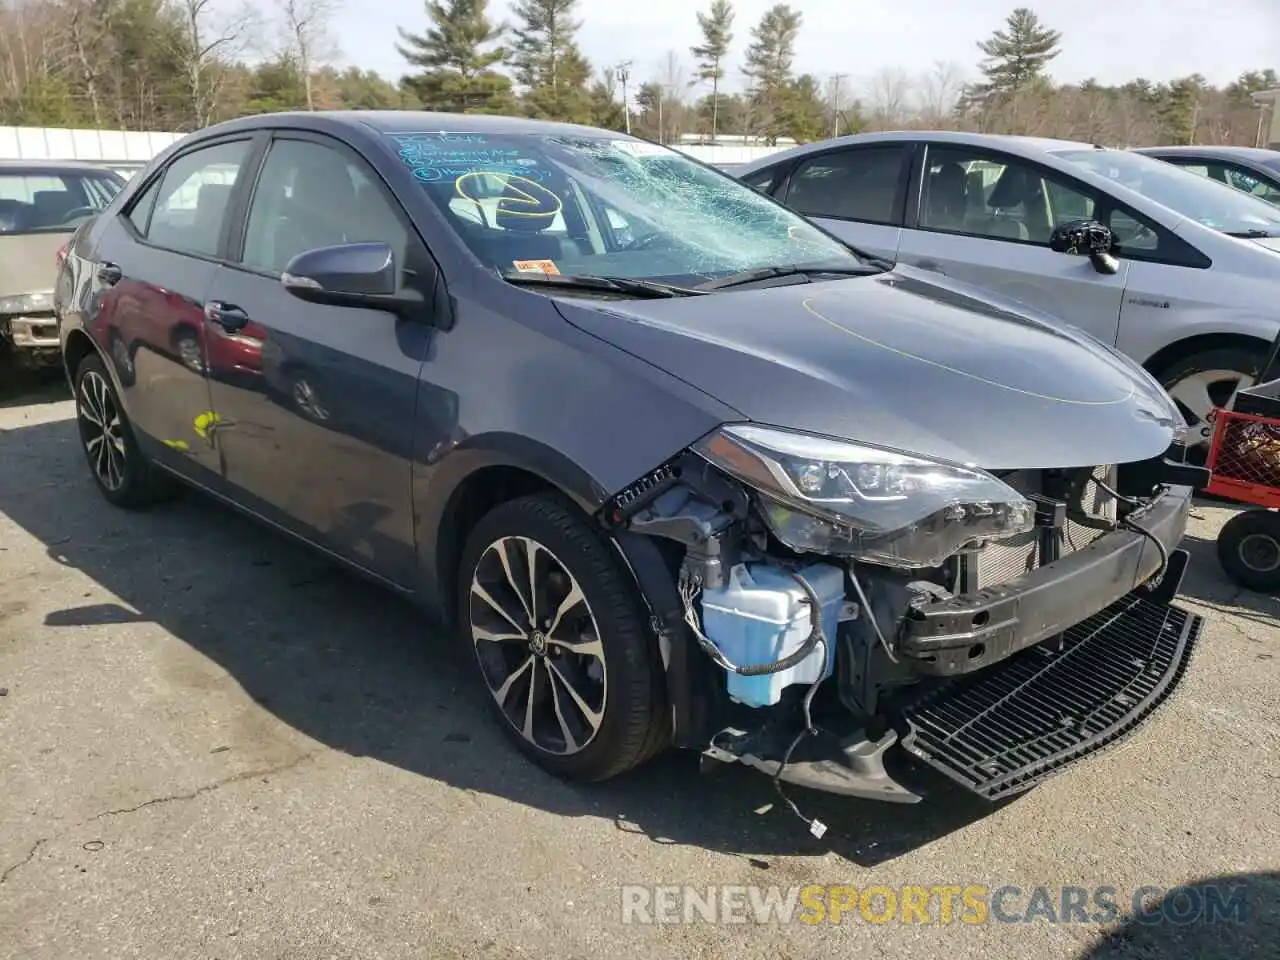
[1159,346,1265,465]
[456,494,670,782]
[1217,509,1280,593]
[73,352,176,509]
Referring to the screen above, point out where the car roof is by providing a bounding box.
[733,130,1099,174]
[196,109,640,143]
[1133,144,1280,160]
[1132,144,1280,167]
[0,159,123,176]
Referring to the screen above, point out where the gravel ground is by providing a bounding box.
[0,367,1277,959]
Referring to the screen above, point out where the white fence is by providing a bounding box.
[1,125,785,172]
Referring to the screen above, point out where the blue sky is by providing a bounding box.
[315,0,1278,92]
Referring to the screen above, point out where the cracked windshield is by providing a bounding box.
[387,131,863,286]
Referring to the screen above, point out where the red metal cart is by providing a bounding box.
[1204,329,1280,592]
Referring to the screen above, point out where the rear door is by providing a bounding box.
[202,131,438,585]
[83,136,257,479]
[894,142,1128,346]
[773,143,912,261]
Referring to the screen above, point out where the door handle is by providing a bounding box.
[97,262,122,285]
[913,259,946,275]
[204,300,250,332]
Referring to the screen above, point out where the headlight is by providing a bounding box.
[0,291,53,316]
[693,424,1035,568]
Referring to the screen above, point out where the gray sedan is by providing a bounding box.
[54,111,1202,809]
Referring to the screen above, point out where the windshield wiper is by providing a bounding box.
[501,272,707,298]
[1225,228,1277,238]
[696,262,888,291]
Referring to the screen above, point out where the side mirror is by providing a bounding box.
[1049,219,1120,276]
[281,242,424,316]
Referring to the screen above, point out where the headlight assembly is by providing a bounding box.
[0,291,52,316]
[693,424,1035,568]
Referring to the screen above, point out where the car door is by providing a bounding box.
[86,136,255,478]
[772,143,911,261]
[894,142,1128,347]
[203,131,438,586]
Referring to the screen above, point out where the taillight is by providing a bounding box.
[56,241,69,265]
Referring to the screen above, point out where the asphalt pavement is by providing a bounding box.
[0,367,1277,959]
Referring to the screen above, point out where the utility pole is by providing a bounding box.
[617,60,633,135]
[829,73,849,139]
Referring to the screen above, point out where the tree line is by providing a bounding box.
[0,0,1274,150]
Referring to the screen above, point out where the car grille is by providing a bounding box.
[898,594,1202,800]
[975,466,1116,589]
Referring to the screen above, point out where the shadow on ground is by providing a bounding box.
[0,359,67,409]
[0,414,1004,867]
[1077,871,1279,960]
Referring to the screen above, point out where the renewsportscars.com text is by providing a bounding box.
[620,883,1249,926]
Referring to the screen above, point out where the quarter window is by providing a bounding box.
[742,167,780,194]
[785,147,908,225]
[241,138,411,277]
[144,140,250,257]
[919,146,1095,244]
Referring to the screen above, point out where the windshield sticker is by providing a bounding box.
[513,259,560,275]
[455,172,563,218]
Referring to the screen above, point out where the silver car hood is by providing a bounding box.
[556,266,1182,471]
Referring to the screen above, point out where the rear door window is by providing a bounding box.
[783,146,910,225]
[142,140,251,258]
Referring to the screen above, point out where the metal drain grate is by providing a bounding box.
[898,596,1202,801]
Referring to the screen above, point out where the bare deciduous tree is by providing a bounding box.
[276,0,340,111]
[918,60,965,126]
[176,0,257,128]
[865,66,913,130]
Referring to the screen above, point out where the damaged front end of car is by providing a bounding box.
[600,427,1208,810]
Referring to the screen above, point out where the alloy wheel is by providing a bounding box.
[468,536,607,755]
[292,378,330,421]
[1167,368,1249,456]
[77,370,127,491]
[176,334,203,373]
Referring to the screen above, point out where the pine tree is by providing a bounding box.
[976,7,1061,98]
[741,3,801,144]
[509,0,593,122]
[396,0,515,114]
[690,0,734,140]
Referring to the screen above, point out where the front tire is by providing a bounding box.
[1217,509,1280,593]
[457,494,670,781]
[1160,347,1265,464]
[73,352,175,508]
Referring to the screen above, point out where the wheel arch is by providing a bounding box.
[1142,332,1273,380]
[418,435,611,626]
[62,327,99,384]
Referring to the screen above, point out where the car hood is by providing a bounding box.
[553,266,1182,470]
[1249,236,1280,255]
[0,232,67,297]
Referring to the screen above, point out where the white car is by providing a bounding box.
[735,132,1280,461]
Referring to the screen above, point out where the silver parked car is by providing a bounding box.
[735,132,1280,461]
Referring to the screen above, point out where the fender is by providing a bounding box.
[412,431,610,620]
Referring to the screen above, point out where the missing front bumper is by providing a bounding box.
[897,594,1202,801]
[899,484,1192,676]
